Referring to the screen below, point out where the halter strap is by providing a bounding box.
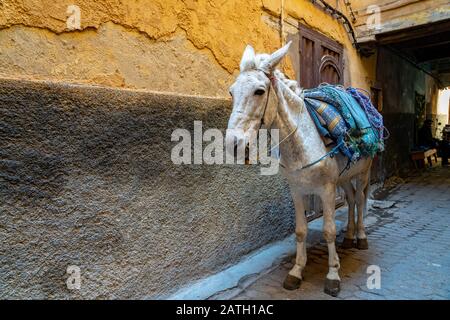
[258,68,276,129]
[259,84,272,129]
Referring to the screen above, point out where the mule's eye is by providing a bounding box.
[229,90,233,97]
[254,89,265,96]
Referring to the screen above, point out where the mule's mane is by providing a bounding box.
[273,69,304,96]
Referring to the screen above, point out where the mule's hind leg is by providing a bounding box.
[341,181,356,249]
[321,185,341,297]
[355,169,370,250]
[283,188,308,290]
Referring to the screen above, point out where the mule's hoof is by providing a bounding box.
[283,274,302,290]
[324,279,340,297]
[356,238,369,250]
[341,237,355,249]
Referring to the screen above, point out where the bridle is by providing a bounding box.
[258,71,275,131]
[256,70,302,153]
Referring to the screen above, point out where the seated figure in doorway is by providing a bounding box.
[418,119,437,148]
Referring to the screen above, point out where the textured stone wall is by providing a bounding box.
[0,78,294,299]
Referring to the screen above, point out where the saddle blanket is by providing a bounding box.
[303,84,384,162]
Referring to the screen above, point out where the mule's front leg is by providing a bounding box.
[321,186,341,297]
[283,189,307,290]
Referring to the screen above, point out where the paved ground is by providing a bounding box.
[233,166,450,300]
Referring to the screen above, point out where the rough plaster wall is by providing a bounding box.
[0,23,235,96]
[0,0,380,300]
[0,0,376,95]
[0,78,294,299]
[0,0,282,96]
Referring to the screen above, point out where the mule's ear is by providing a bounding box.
[260,41,292,74]
[240,44,256,72]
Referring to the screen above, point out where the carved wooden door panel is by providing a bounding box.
[320,54,342,85]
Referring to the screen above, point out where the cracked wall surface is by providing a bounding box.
[0,0,376,96]
[0,0,378,299]
[0,22,237,96]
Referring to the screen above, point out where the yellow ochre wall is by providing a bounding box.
[0,0,376,97]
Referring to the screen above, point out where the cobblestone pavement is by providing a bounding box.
[233,166,450,300]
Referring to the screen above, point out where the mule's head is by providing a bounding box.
[226,41,291,158]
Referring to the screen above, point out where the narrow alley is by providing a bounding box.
[234,167,450,300]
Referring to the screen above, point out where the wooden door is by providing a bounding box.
[299,23,343,88]
[298,23,346,221]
